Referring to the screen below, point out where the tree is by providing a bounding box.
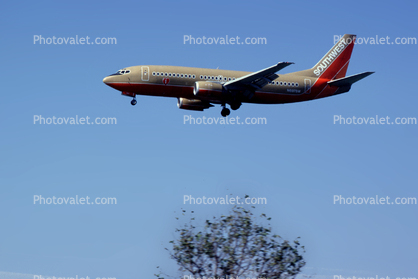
[156,205,305,279]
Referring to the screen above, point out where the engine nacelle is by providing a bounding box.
[177,98,213,111]
[193,81,224,101]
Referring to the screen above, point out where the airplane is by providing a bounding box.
[103,34,373,117]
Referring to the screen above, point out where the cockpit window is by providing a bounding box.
[117,69,131,75]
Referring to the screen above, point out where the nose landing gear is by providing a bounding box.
[131,97,137,106]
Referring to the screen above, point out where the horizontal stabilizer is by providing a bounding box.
[328,71,374,87]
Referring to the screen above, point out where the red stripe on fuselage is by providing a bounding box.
[106,82,340,104]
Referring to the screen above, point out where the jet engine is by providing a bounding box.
[177,98,213,111]
[193,81,224,101]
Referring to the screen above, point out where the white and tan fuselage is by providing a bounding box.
[103,34,373,116]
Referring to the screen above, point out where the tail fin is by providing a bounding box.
[310,34,356,80]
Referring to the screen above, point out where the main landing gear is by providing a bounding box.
[220,101,241,117]
[131,97,137,106]
[221,106,230,117]
[230,102,241,111]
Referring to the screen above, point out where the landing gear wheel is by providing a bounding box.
[230,102,241,111]
[131,99,137,106]
[221,107,230,117]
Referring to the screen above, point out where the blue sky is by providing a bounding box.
[0,0,417,278]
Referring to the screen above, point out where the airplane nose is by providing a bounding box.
[103,76,110,84]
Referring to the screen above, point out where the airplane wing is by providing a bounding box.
[224,62,294,90]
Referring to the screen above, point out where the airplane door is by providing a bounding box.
[304,78,311,94]
[141,66,149,81]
